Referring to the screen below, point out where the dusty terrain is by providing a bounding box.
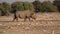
[0,12,60,34]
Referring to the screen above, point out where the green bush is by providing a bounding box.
[42,1,58,12]
[11,2,24,13]
[0,10,2,16]
[23,2,34,11]
[1,2,11,12]
[53,0,60,12]
[33,0,42,12]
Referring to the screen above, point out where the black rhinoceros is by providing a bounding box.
[13,10,36,22]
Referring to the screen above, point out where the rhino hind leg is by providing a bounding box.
[13,16,19,22]
[24,17,27,22]
[30,16,36,22]
[32,17,36,22]
[28,17,32,22]
[13,17,16,22]
[16,17,18,22]
[26,17,31,22]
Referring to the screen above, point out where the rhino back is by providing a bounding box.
[16,11,34,18]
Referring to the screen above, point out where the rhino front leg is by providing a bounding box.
[13,16,18,22]
[28,18,31,22]
[16,17,18,22]
[12,17,16,22]
[32,17,36,22]
[28,17,31,22]
[24,18,27,22]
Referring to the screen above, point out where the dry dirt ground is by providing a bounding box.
[0,12,60,34]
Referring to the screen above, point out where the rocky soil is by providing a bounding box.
[0,12,60,34]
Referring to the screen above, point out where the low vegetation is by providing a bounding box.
[0,0,60,16]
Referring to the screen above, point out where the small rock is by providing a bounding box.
[31,24,35,26]
[3,24,7,26]
[10,27,14,29]
[7,26,11,29]
[17,24,20,26]
[24,27,30,30]
[3,31,6,32]
[36,23,39,25]
[21,22,24,25]
[0,24,2,26]
[12,23,17,26]
[50,21,53,24]
[43,30,46,32]
[7,26,15,29]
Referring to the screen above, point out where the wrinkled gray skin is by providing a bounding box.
[13,11,36,22]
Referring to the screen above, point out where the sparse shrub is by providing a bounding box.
[0,10,2,16]
[53,0,60,12]
[33,0,42,12]
[1,2,11,16]
[11,2,24,13]
[42,1,58,12]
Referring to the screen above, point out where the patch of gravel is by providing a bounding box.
[0,13,60,34]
